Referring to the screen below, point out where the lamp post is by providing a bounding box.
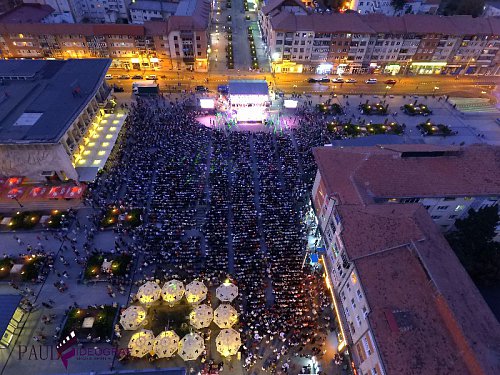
[464,57,475,75]
[11,196,23,208]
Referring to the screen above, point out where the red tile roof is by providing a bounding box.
[341,204,500,374]
[261,0,306,16]
[268,12,500,35]
[0,4,54,23]
[0,22,145,37]
[313,144,500,205]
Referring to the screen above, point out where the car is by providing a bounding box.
[105,74,112,80]
[132,75,143,79]
[318,77,330,83]
[246,15,250,20]
[385,79,397,84]
[146,74,157,80]
[195,85,208,92]
[113,85,124,92]
[227,15,231,22]
[308,78,318,83]
[332,77,344,83]
[366,78,378,84]
[218,85,229,93]
[119,74,130,79]
[346,78,357,83]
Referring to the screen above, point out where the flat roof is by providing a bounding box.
[229,80,269,96]
[0,294,22,337]
[0,59,111,144]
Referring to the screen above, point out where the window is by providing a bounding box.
[351,298,356,309]
[401,198,419,203]
[350,321,356,335]
[196,36,200,40]
[362,337,372,355]
[357,289,362,300]
[448,214,457,219]
[345,307,350,318]
[437,205,448,210]
[341,291,346,301]
[443,197,455,201]
[431,215,442,219]
[362,306,368,318]
[174,36,178,40]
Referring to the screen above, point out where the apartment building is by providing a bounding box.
[0,0,21,14]
[0,0,210,71]
[260,0,500,75]
[346,0,440,15]
[311,144,500,375]
[129,0,178,24]
[0,59,111,182]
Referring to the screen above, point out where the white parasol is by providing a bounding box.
[178,332,205,361]
[216,282,238,302]
[185,280,208,304]
[161,279,185,305]
[128,329,155,358]
[213,304,238,329]
[119,305,146,330]
[189,304,213,329]
[216,328,241,357]
[153,330,180,358]
[137,281,161,306]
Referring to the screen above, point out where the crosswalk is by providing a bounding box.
[449,97,500,113]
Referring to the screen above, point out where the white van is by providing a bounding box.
[366,78,378,84]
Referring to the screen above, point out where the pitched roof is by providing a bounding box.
[261,0,306,16]
[0,4,54,23]
[346,205,500,375]
[0,22,145,37]
[267,12,500,35]
[313,144,500,204]
[167,0,210,32]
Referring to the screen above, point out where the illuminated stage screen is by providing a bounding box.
[228,80,269,123]
[235,106,267,122]
[199,98,215,109]
[284,99,298,109]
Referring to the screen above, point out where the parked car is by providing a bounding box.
[307,78,318,83]
[146,74,157,80]
[113,85,124,92]
[385,79,397,84]
[318,77,330,83]
[132,75,143,79]
[195,85,208,92]
[346,78,357,83]
[366,78,378,84]
[119,74,130,79]
[227,15,231,22]
[332,77,344,83]
[105,74,112,80]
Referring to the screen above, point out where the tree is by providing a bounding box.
[446,205,500,286]
[391,0,406,12]
[440,0,485,17]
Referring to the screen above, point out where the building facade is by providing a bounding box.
[0,0,210,71]
[260,1,500,75]
[0,59,112,182]
[311,144,500,375]
[346,0,440,15]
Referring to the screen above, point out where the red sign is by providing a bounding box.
[7,187,24,199]
[64,186,85,199]
[4,177,23,188]
[29,186,48,198]
[47,186,69,199]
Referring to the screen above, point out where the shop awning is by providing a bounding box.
[47,186,68,199]
[3,177,23,188]
[64,186,85,199]
[28,186,48,198]
[7,188,24,199]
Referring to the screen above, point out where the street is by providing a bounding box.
[106,68,499,97]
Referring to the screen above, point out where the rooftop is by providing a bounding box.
[229,80,269,96]
[0,294,22,339]
[313,144,500,204]
[267,11,500,35]
[0,4,54,23]
[129,0,178,13]
[340,204,500,374]
[0,59,111,144]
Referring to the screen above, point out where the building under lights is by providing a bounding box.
[228,80,269,123]
[311,144,500,375]
[0,58,112,182]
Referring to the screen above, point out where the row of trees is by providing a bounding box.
[446,206,500,286]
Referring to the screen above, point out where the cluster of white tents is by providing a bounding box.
[120,280,242,359]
